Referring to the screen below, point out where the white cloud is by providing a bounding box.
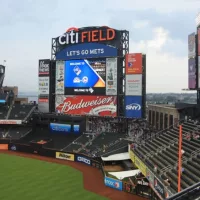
[0,0,197,93]
[132,20,150,29]
[130,27,188,92]
[103,0,200,12]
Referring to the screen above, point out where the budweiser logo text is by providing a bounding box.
[61,96,113,113]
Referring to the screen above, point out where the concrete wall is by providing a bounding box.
[147,104,179,130]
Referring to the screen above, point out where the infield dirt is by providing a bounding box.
[0,151,146,200]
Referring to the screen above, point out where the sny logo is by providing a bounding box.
[126,103,141,111]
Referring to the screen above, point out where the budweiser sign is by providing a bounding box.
[55,95,117,116]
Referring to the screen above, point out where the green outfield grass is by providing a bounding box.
[0,154,107,200]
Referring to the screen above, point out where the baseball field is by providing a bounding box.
[0,153,107,200]
[0,151,145,200]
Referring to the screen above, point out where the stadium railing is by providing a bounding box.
[23,106,36,122]
[160,148,200,174]
[131,147,175,198]
[157,125,200,174]
[142,119,193,159]
[166,181,200,200]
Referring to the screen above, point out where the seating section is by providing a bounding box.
[133,120,200,195]
[0,127,9,138]
[62,133,93,152]
[7,126,32,139]
[62,132,128,156]
[0,106,9,119]
[0,126,32,139]
[0,93,7,101]
[8,104,35,120]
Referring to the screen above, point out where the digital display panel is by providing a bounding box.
[50,123,71,133]
[64,58,106,95]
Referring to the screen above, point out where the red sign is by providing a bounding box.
[38,98,48,103]
[59,26,116,45]
[0,144,8,150]
[198,29,200,56]
[56,95,117,116]
[125,53,142,74]
[0,120,22,124]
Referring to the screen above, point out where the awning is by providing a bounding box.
[101,152,130,161]
[108,169,140,180]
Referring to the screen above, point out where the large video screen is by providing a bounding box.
[64,58,106,95]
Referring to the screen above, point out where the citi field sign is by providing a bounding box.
[58,26,117,46]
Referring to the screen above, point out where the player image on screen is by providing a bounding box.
[64,58,106,95]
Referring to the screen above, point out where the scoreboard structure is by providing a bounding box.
[38,26,146,118]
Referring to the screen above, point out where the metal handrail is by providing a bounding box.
[160,148,200,174]
[145,121,199,159]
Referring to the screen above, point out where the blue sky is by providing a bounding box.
[0,0,199,93]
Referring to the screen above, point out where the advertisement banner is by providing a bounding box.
[50,123,72,133]
[146,168,154,187]
[196,13,200,27]
[134,154,147,176]
[0,144,8,150]
[38,59,50,76]
[198,29,200,56]
[106,58,117,95]
[199,56,200,88]
[125,53,142,74]
[76,156,91,165]
[125,96,142,118]
[125,74,142,96]
[0,100,6,103]
[73,124,80,133]
[154,177,165,199]
[55,61,65,94]
[129,149,135,163]
[64,58,106,95]
[38,98,49,113]
[188,32,196,58]
[104,177,123,191]
[0,120,22,124]
[56,43,118,60]
[188,58,196,89]
[56,152,74,161]
[55,95,117,116]
[38,77,49,95]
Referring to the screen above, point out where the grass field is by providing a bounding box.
[0,154,107,200]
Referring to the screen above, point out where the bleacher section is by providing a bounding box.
[0,126,32,139]
[133,120,200,195]
[63,132,128,157]
[20,126,79,149]
[8,104,36,120]
[62,133,93,152]
[7,126,32,139]
[0,126,9,138]
[0,106,9,119]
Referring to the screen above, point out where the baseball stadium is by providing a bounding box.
[0,18,200,200]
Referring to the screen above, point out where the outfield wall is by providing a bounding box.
[2,141,159,199]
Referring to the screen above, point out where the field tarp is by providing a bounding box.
[108,169,140,180]
[101,152,129,161]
